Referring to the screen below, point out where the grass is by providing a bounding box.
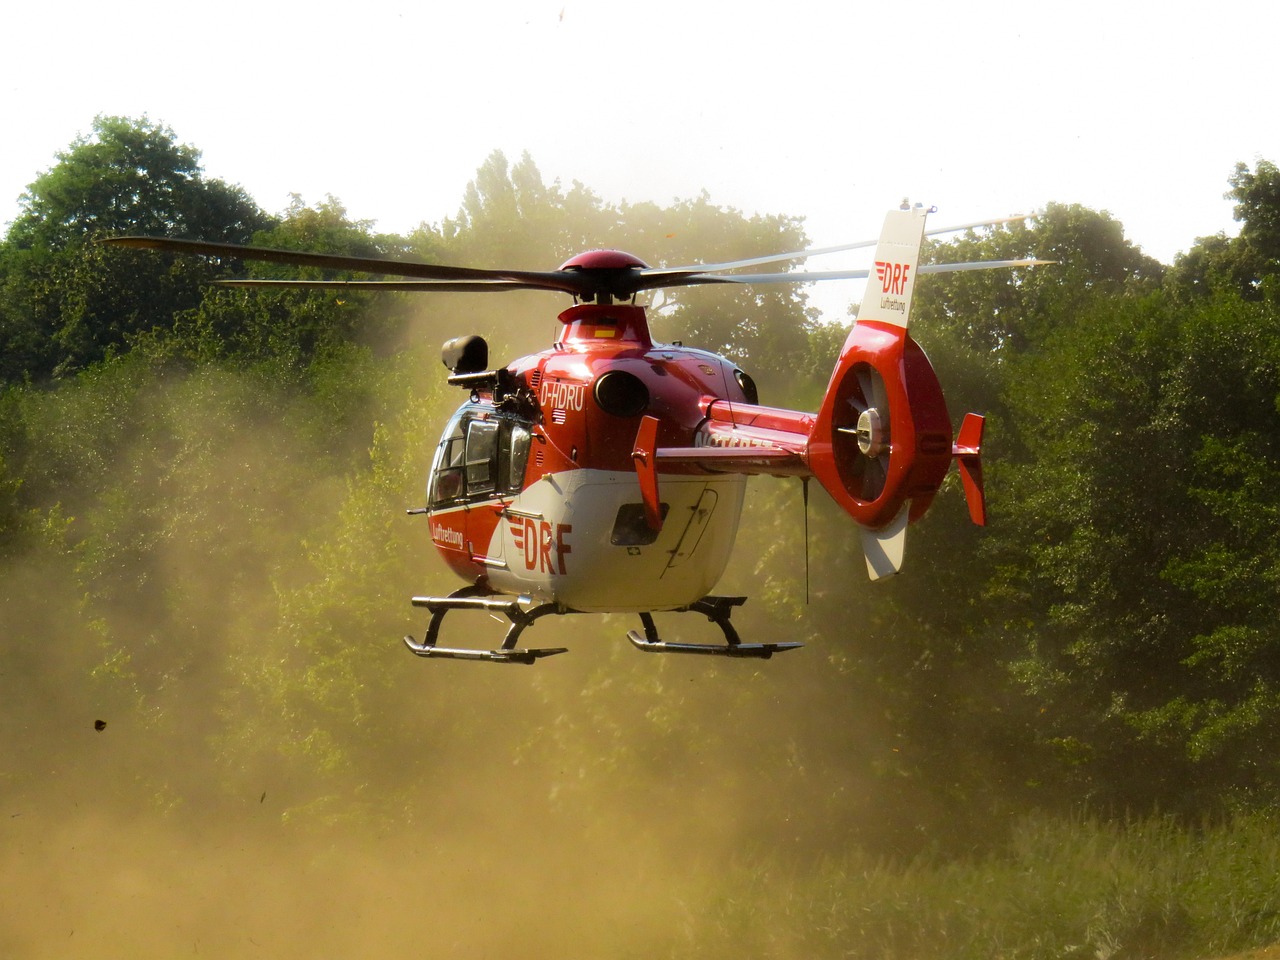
[675,812,1280,960]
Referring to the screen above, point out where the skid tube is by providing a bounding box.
[627,596,803,659]
[403,586,568,664]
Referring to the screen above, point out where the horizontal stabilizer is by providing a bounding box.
[655,445,800,471]
[632,416,809,532]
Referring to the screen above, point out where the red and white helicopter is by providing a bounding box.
[109,204,1043,663]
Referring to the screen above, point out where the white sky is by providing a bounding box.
[4,0,1278,322]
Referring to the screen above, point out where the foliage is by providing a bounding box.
[681,812,1280,960]
[1167,159,1280,302]
[966,228,1280,813]
[0,116,271,380]
[168,196,411,370]
[913,202,1163,359]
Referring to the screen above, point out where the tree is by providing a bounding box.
[1167,159,1280,302]
[420,152,817,394]
[1230,159,1280,268]
[0,116,270,381]
[170,195,408,372]
[913,203,1163,359]
[1135,286,1280,796]
[434,150,617,269]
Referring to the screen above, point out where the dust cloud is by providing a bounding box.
[1,584,847,957]
[0,330,946,959]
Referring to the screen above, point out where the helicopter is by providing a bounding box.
[107,204,1045,664]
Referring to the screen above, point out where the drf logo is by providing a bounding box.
[875,260,911,295]
[509,518,573,574]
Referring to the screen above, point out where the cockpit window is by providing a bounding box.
[429,411,532,506]
[465,419,499,494]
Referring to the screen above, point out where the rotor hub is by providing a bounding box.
[558,249,649,271]
[855,408,886,458]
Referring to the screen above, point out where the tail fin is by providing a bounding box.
[857,204,930,330]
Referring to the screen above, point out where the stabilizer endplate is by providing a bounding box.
[631,415,664,531]
[953,412,987,526]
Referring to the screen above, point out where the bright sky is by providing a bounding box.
[5,0,1278,321]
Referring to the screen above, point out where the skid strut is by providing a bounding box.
[403,587,567,664]
[627,596,803,659]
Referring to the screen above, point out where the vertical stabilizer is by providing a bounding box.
[857,205,930,329]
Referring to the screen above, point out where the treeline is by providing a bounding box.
[2,116,1279,854]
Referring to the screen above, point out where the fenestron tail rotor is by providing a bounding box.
[840,363,892,502]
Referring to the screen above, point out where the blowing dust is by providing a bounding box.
[0,308,975,957]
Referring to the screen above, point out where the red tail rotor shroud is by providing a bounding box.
[807,320,954,530]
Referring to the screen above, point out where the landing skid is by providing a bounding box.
[627,596,803,659]
[404,590,802,664]
[403,587,568,664]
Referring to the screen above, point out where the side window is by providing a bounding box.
[505,422,532,492]
[429,425,466,505]
[611,503,669,546]
[465,419,500,495]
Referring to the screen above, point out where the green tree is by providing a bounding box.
[0,116,270,380]
[170,195,408,372]
[983,267,1280,812]
[1167,159,1280,302]
[1133,286,1280,796]
[914,203,1163,359]
[432,150,616,269]
[1230,159,1280,268]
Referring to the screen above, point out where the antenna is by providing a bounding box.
[801,477,811,605]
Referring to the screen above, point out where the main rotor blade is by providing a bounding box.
[212,255,1053,296]
[920,257,1053,273]
[104,236,588,294]
[659,214,1033,274]
[215,279,561,292]
[105,229,1050,300]
[685,258,1051,287]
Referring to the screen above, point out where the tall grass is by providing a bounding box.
[676,813,1280,960]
